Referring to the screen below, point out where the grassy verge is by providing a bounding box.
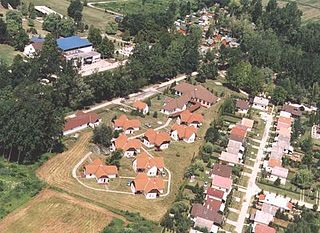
[0,44,21,65]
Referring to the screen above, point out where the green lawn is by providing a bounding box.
[0,156,47,219]
[227,211,239,222]
[0,44,21,65]
[94,0,175,15]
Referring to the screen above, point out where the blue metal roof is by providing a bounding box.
[31,36,45,43]
[56,36,92,51]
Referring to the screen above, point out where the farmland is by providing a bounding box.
[26,0,115,29]
[0,189,123,233]
[263,0,320,22]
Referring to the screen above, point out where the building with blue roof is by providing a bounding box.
[56,36,93,52]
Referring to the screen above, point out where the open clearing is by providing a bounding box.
[26,0,115,29]
[0,189,123,233]
[0,44,21,65]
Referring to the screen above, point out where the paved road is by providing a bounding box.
[87,1,124,16]
[235,107,274,233]
[67,72,198,118]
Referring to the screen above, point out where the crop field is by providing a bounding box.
[94,0,174,15]
[0,189,123,233]
[263,0,320,22]
[26,0,115,29]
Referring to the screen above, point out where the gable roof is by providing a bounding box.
[268,158,282,168]
[253,96,269,106]
[174,83,218,104]
[236,99,250,110]
[219,151,240,164]
[134,152,164,170]
[144,129,171,146]
[206,187,225,199]
[229,125,247,142]
[241,118,254,129]
[211,164,232,178]
[179,110,204,124]
[261,203,278,216]
[271,166,288,178]
[113,134,141,151]
[190,203,223,225]
[133,173,164,193]
[171,124,197,139]
[212,175,232,190]
[64,111,100,131]
[204,198,222,211]
[283,104,302,117]
[227,140,243,155]
[57,36,92,51]
[133,100,147,110]
[32,41,44,52]
[254,210,274,225]
[162,94,190,111]
[114,114,141,130]
[255,224,276,233]
[84,159,118,178]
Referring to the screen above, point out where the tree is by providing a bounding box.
[88,26,102,47]
[107,149,123,168]
[272,86,287,105]
[205,125,220,143]
[220,98,235,114]
[105,21,118,35]
[38,33,62,77]
[274,178,281,186]
[92,124,113,147]
[301,136,313,154]
[0,19,7,43]
[266,0,277,12]
[203,142,213,154]
[67,0,83,24]
[292,169,314,189]
[251,0,262,23]
[98,37,115,59]
[43,14,75,37]
[181,26,201,73]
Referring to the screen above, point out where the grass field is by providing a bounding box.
[94,0,174,15]
[26,0,115,29]
[263,0,320,22]
[0,189,123,233]
[0,44,21,65]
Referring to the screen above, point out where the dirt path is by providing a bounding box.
[0,189,124,233]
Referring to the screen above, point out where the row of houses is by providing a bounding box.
[219,118,254,166]
[190,164,233,233]
[189,116,255,232]
[250,192,294,233]
[263,111,295,185]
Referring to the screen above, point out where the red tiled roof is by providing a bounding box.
[174,83,218,104]
[190,203,223,225]
[134,152,164,170]
[229,125,247,142]
[84,158,118,178]
[133,173,164,193]
[179,110,204,125]
[212,175,232,190]
[113,134,141,151]
[64,111,100,131]
[171,124,197,140]
[206,187,224,199]
[133,100,147,110]
[114,114,141,130]
[236,99,250,110]
[204,198,222,211]
[255,224,276,233]
[144,129,171,146]
[211,164,232,178]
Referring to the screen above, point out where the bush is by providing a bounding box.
[153,111,158,118]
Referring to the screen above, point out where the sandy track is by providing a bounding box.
[36,131,171,221]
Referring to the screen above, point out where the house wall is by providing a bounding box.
[170,131,179,141]
[84,172,96,179]
[97,177,109,184]
[132,160,138,172]
[146,166,158,176]
[23,44,36,57]
[159,143,169,150]
[143,106,149,114]
[143,139,154,148]
[211,184,231,196]
[183,133,196,143]
[125,127,139,134]
[130,183,137,193]
[145,192,158,199]
[124,150,136,158]
[108,174,117,179]
[252,103,267,111]
[63,120,101,136]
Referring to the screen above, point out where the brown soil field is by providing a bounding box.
[0,189,123,233]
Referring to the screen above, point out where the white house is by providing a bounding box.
[132,152,164,176]
[63,111,101,136]
[23,42,44,57]
[311,124,320,140]
[83,159,118,184]
[133,100,149,115]
[113,114,141,134]
[171,124,197,143]
[130,173,164,199]
[161,95,189,115]
[252,96,269,111]
[143,129,171,150]
[268,166,288,185]
[110,134,141,158]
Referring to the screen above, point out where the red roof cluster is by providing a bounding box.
[64,111,100,131]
